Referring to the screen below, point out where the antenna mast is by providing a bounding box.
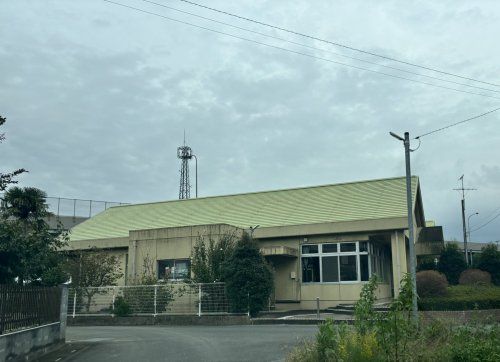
[177,131,193,199]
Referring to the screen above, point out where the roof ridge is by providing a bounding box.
[110,175,417,209]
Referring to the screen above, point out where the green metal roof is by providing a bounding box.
[70,176,419,241]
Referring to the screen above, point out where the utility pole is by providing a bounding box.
[389,131,418,322]
[453,175,476,265]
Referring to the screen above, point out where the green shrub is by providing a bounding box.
[417,270,448,297]
[459,269,491,286]
[222,232,273,317]
[419,285,500,311]
[417,256,437,271]
[113,296,131,317]
[438,244,467,285]
[287,277,500,361]
[354,275,378,335]
[476,244,500,285]
[449,324,500,362]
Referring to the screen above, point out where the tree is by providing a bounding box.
[191,231,237,283]
[124,253,179,314]
[222,232,273,316]
[437,243,467,285]
[65,250,123,312]
[0,115,27,191]
[0,186,67,284]
[476,244,500,285]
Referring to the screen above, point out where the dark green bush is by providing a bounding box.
[476,244,500,285]
[438,243,467,285]
[419,285,500,310]
[222,232,273,317]
[416,270,448,297]
[113,296,131,317]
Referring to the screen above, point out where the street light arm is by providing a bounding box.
[389,131,404,141]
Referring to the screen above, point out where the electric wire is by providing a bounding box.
[470,211,500,232]
[140,0,500,94]
[176,0,500,88]
[414,107,500,139]
[104,1,500,100]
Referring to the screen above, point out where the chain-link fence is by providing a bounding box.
[68,283,229,317]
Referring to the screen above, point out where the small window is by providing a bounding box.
[360,255,369,281]
[340,255,357,281]
[340,243,356,252]
[359,242,368,252]
[322,243,338,253]
[322,256,339,282]
[158,259,190,280]
[302,244,319,254]
[302,257,320,282]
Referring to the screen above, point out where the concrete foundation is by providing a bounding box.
[0,323,64,362]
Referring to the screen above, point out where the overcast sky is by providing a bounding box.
[1,0,499,242]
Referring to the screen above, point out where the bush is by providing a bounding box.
[222,232,273,317]
[113,296,131,317]
[438,244,467,285]
[476,244,500,285]
[419,285,500,311]
[417,256,437,271]
[459,269,491,286]
[416,270,448,297]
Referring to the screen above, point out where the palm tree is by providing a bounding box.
[1,186,48,221]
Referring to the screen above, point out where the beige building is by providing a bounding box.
[67,176,443,310]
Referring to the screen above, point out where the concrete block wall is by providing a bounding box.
[0,323,63,362]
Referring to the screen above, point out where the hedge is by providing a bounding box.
[419,285,500,311]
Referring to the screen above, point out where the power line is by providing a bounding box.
[140,0,500,94]
[471,211,500,232]
[176,0,500,88]
[104,1,500,100]
[414,107,500,139]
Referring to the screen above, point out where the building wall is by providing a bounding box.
[67,222,409,308]
[128,224,242,282]
[259,231,395,309]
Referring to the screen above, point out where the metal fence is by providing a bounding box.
[68,283,229,317]
[0,285,62,335]
[45,197,128,218]
[0,194,128,218]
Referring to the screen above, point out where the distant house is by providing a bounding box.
[66,176,443,310]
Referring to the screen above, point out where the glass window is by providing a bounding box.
[340,255,357,281]
[359,242,368,252]
[322,256,339,282]
[158,259,190,280]
[322,243,338,253]
[360,255,369,281]
[302,257,320,282]
[302,244,319,254]
[340,243,356,252]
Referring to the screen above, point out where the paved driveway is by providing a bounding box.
[41,325,317,362]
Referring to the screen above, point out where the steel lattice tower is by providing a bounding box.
[177,138,193,200]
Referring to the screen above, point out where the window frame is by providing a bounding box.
[300,241,371,284]
[157,258,191,281]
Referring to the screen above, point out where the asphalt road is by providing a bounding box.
[41,325,317,362]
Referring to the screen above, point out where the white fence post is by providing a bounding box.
[316,297,320,320]
[198,284,202,317]
[112,287,116,315]
[154,285,158,316]
[72,289,77,318]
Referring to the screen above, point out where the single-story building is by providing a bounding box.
[66,176,443,310]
